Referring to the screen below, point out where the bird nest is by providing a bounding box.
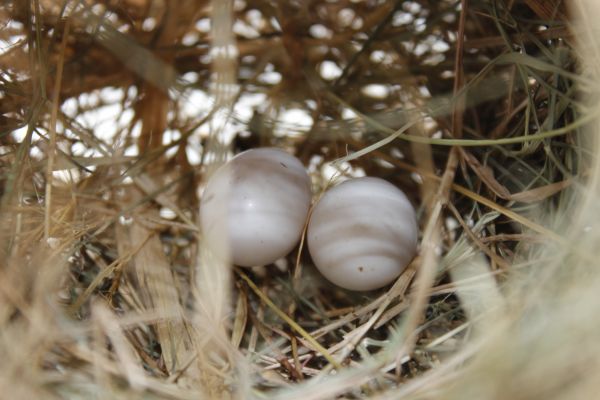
[1,1,600,399]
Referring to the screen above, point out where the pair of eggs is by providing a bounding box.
[200,148,418,291]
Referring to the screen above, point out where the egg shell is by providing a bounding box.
[307,177,418,291]
[200,148,311,267]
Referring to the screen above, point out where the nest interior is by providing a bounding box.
[1,0,594,399]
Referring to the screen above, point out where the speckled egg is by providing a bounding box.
[307,177,418,291]
[200,148,311,267]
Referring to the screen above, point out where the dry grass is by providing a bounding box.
[1,0,599,399]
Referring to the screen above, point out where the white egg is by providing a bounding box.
[200,148,311,267]
[307,177,418,291]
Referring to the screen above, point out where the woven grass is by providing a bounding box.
[1,0,599,399]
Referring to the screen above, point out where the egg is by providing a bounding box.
[307,177,418,291]
[200,148,312,267]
